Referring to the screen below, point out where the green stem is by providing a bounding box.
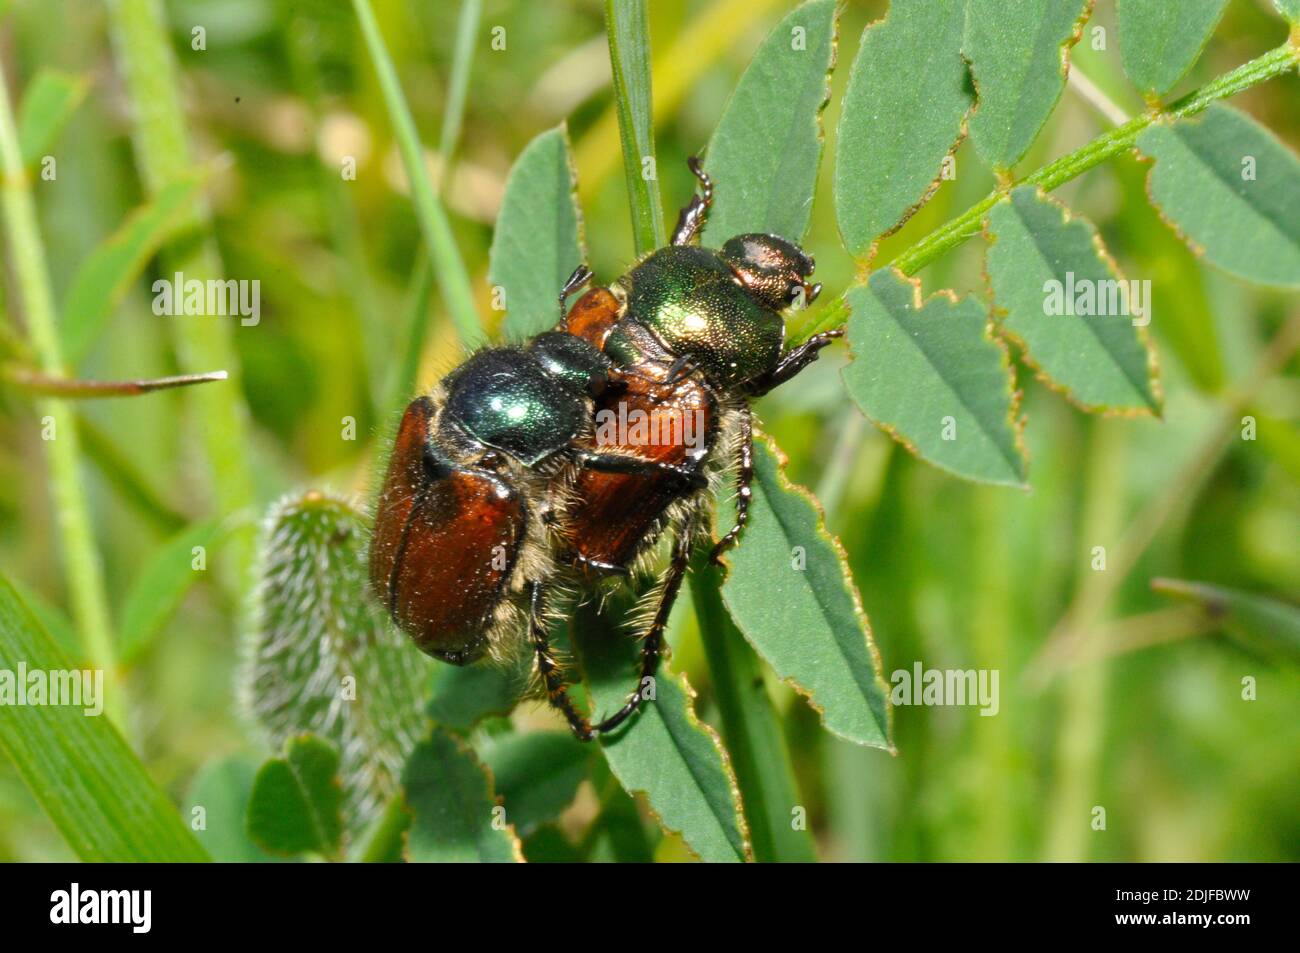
[438,0,483,167]
[796,42,1299,341]
[105,0,258,605]
[0,66,123,723]
[352,0,483,348]
[690,554,817,863]
[355,791,410,863]
[605,0,667,254]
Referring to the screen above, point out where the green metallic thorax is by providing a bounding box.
[613,245,784,386]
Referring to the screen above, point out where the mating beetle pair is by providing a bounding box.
[369,159,840,740]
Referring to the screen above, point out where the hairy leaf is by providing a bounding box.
[1117,0,1228,99]
[834,0,971,256]
[963,0,1091,170]
[247,492,427,838]
[984,186,1160,413]
[482,731,591,835]
[489,124,585,339]
[1153,579,1300,665]
[702,0,837,245]
[720,438,893,748]
[17,69,88,166]
[843,269,1026,485]
[572,604,750,862]
[1136,104,1300,288]
[0,573,209,862]
[118,519,220,665]
[404,726,523,862]
[62,173,207,364]
[246,734,344,857]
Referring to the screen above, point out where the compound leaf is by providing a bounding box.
[246,733,344,858]
[490,124,585,340]
[403,726,523,862]
[702,0,837,245]
[984,186,1160,413]
[572,605,750,862]
[1117,0,1228,99]
[720,438,892,748]
[962,0,1091,170]
[843,269,1026,486]
[1136,103,1300,289]
[834,0,971,256]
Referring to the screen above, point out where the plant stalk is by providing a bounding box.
[0,66,124,723]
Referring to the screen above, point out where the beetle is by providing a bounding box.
[368,322,703,740]
[551,157,843,735]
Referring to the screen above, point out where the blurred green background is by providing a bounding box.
[0,0,1297,861]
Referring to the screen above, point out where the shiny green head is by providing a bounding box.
[620,245,785,386]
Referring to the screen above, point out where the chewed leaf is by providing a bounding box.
[489,124,585,340]
[1152,579,1300,666]
[962,0,1092,170]
[248,492,427,839]
[246,734,345,858]
[1136,104,1300,289]
[1117,0,1229,99]
[17,69,88,166]
[404,726,523,863]
[572,604,750,862]
[843,269,1027,486]
[720,437,893,748]
[834,0,971,257]
[984,186,1161,414]
[702,0,837,245]
[62,172,208,364]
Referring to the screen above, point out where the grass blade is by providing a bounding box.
[604,0,665,254]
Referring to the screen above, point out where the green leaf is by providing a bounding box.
[482,731,591,835]
[719,438,893,748]
[489,125,585,340]
[604,0,665,254]
[248,492,427,836]
[186,755,287,863]
[834,0,972,256]
[118,519,220,665]
[701,0,837,245]
[61,173,207,364]
[984,186,1161,413]
[427,657,529,732]
[1136,104,1300,289]
[17,69,88,166]
[1152,579,1300,665]
[1118,0,1228,99]
[1275,0,1300,25]
[0,573,210,862]
[690,558,817,862]
[247,734,344,858]
[403,726,523,862]
[962,0,1091,170]
[572,603,750,862]
[843,269,1026,485]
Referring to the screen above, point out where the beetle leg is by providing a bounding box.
[709,403,753,563]
[670,156,714,246]
[576,450,707,490]
[557,264,593,321]
[528,581,595,742]
[745,328,844,397]
[592,522,695,735]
